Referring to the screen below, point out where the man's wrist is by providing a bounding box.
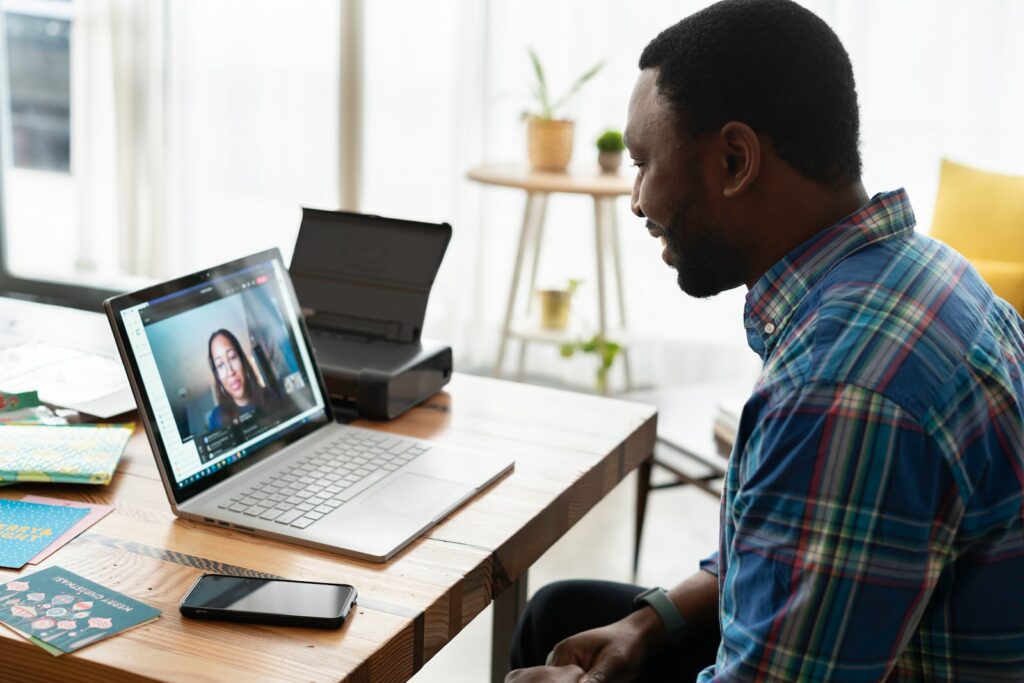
[631,587,689,650]
[624,598,669,654]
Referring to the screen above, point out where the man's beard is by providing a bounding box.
[659,198,739,299]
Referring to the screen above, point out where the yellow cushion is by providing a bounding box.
[970,259,1024,315]
[930,158,1024,315]
[931,158,1024,262]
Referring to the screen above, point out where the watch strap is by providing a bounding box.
[633,586,688,645]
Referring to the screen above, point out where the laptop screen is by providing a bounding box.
[115,253,329,492]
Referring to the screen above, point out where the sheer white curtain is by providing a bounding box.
[162,1,341,275]
[72,0,167,280]
[71,0,341,281]
[360,0,1024,391]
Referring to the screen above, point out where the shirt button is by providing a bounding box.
[764,322,776,335]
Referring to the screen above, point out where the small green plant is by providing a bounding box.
[596,130,625,153]
[560,334,621,393]
[526,48,604,121]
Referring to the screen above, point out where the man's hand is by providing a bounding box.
[505,664,584,683]
[544,615,656,683]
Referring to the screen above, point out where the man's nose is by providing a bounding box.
[631,180,645,218]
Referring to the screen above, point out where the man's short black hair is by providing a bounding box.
[639,0,861,188]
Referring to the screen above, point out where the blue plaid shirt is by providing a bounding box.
[698,190,1024,681]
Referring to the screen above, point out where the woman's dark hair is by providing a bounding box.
[639,0,862,189]
[207,328,267,423]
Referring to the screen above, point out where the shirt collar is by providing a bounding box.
[743,188,916,359]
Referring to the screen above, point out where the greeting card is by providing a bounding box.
[0,499,90,569]
[0,566,160,655]
[19,495,114,564]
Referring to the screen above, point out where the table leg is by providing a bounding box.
[593,198,609,395]
[517,195,549,381]
[495,193,540,378]
[491,571,529,683]
[605,197,633,390]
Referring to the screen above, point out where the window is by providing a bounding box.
[0,1,103,306]
[5,4,70,172]
[0,1,346,310]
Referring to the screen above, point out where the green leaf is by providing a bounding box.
[528,48,551,118]
[596,129,625,152]
[550,60,605,114]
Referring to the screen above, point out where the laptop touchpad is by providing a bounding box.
[358,473,469,516]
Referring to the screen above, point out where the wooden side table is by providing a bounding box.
[467,163,635,393]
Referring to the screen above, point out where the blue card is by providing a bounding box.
[0,565,160,655]
[0,499,90,569]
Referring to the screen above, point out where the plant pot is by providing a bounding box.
[598,150,623,173]
[538,289,572,330]
[527,118,574,172]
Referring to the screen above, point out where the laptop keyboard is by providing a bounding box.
[217,429,430,529]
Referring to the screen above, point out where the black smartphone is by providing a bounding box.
[179,574,357,629]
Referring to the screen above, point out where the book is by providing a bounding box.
[0,390,40,414]
[19,496,114,565]
[0,423,133,486]
[0,499,91,569]
[0,566,160,655]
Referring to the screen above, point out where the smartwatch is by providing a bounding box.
[632,586,689,646]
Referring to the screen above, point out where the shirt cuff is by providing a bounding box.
[699,550,720,577]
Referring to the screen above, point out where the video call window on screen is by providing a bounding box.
[142,265,316,464]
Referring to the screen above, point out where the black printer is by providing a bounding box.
[290,208,453,420]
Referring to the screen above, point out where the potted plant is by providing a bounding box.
[560,334,622,394]
[538,278,581,330]
[596,129,625,173]
[525,49,603,173]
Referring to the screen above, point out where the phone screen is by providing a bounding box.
[181,575,356,620]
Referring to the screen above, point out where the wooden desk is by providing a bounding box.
[0,370,656,682]
[467,163,635,393]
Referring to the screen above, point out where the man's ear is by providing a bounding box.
[718,121,760,198]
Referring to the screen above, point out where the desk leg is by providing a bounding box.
[491,571,528,683]
[634,455,654,579]
[495,192,541,378]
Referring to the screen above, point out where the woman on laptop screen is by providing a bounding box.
[207,328,275,430]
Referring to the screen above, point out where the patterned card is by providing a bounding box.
[0,500,90,569]
[0,423,133,486]
[0,566,160,655]
[20,496,114,565]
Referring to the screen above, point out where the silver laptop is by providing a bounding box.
[104,249,513,562]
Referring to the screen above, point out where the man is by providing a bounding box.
[507,1,1024,681]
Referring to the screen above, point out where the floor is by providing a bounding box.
[411,463,721,681]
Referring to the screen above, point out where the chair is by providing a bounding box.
[929,158,1024,315]
[626,380,751,577]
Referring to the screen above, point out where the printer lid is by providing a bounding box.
[290,208,451,343]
